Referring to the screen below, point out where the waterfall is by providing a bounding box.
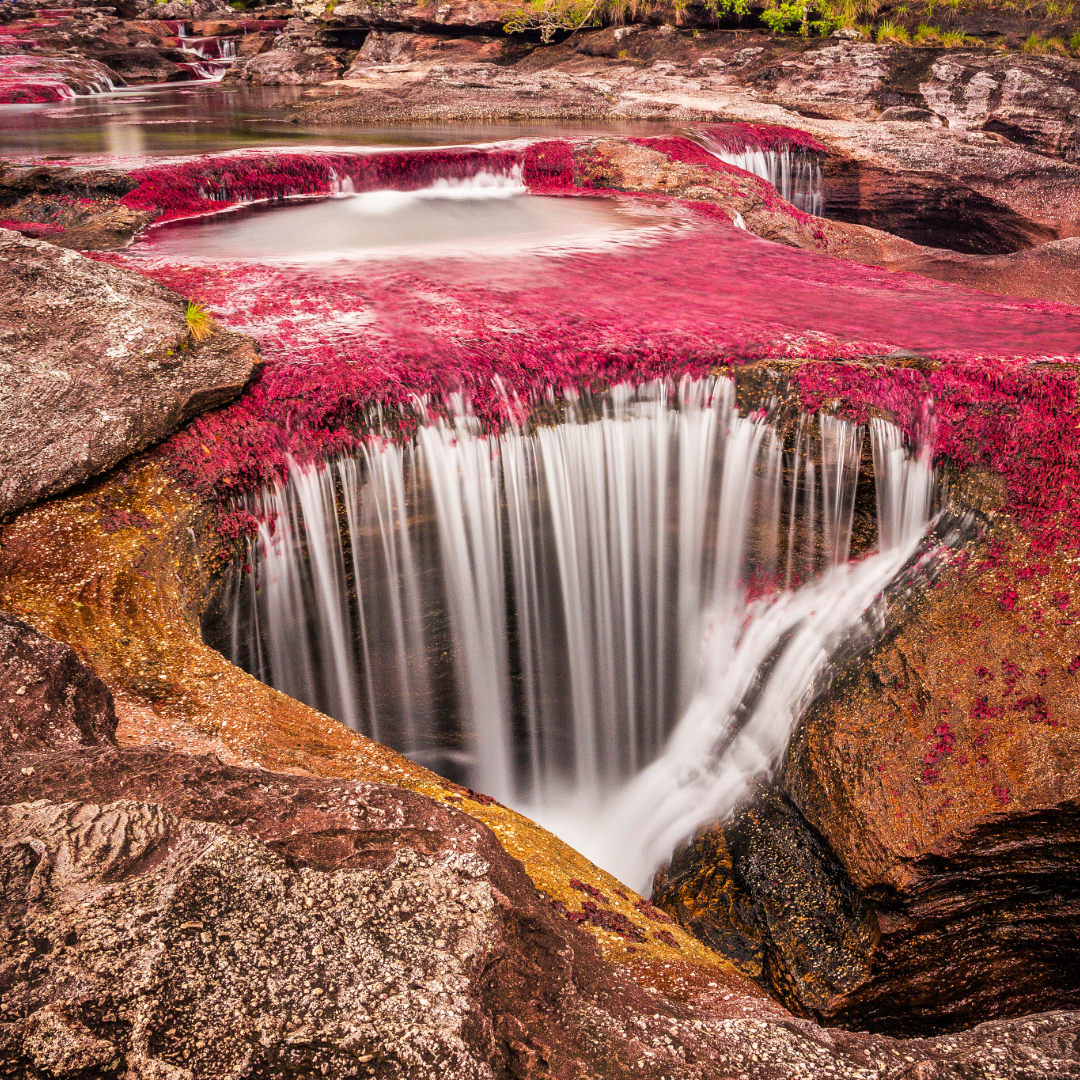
[215,379,937,884]
[594,456,934,888]
[698,136,825,217]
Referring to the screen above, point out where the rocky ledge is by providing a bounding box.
[0,229,259,521]
[274,30,1080,257]
[1,616,1079,1077]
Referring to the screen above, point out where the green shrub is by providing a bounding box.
[504,0,603,41]
[913,21,940,40]
[760,0,807,31]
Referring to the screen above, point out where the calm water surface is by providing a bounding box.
[0,83,677,160]
[130,185,675,263]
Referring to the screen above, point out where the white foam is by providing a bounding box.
[339,168,528,214]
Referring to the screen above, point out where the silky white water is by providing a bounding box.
[698,133,825,217]
[218,378,936,887]
[133,177,676,264]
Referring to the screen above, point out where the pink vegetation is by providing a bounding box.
[0,220,65,236]
[628,136,818,227]
[794,362,1080,549]
[0,55,120,104]
[700,123,829,156]
[90,143,1080,557]
[119,143,576,222]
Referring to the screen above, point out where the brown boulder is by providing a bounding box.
[2,746,1080,1077]
[0,229,260,520]
[0,613,116,757]
[918,52,1080,163]
[655,537,1080,1036]
[343,28,419,67]
[0,747,777,1079]
[238,31,277,57]
[191,19,243,34]
[226,46,345,85]
[88,47,188,84]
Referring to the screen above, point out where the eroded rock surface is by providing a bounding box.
[0,229,260,519]
[655,535,1080,1036]
[0,613,116,757]
[2,746,1080,1078]
[225,19,346,85]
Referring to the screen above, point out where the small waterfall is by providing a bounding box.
[871,416,936,551]
[215,380,937,883]
[596,434,935,887]
[699,136,825,217]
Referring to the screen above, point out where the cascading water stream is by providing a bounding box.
[698,134,825,217]
[215,378,937,885]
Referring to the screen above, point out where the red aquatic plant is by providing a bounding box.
[699,123,829,156]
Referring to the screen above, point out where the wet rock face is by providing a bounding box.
[655,544,1080,1036]
[0,56,122,104]
[225,19,347,84]
[871,236,1080,305]
[0,229,259,519]
[0,614,116,758]
[821,156,1059,255]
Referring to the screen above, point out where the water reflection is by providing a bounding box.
[104,119,146,158]
[0,83,676,160]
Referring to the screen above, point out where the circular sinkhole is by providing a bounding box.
[204,379,947,888]
[130,172,675,263]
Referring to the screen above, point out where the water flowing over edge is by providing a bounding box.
[698,132,825,217]
[215,377,940,888]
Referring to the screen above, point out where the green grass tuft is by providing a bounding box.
[185,300,217,342]
[877,17,911,40]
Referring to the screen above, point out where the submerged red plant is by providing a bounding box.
[84,141,1080,556]
[794,361,1080,551]
[119,143,576,224]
